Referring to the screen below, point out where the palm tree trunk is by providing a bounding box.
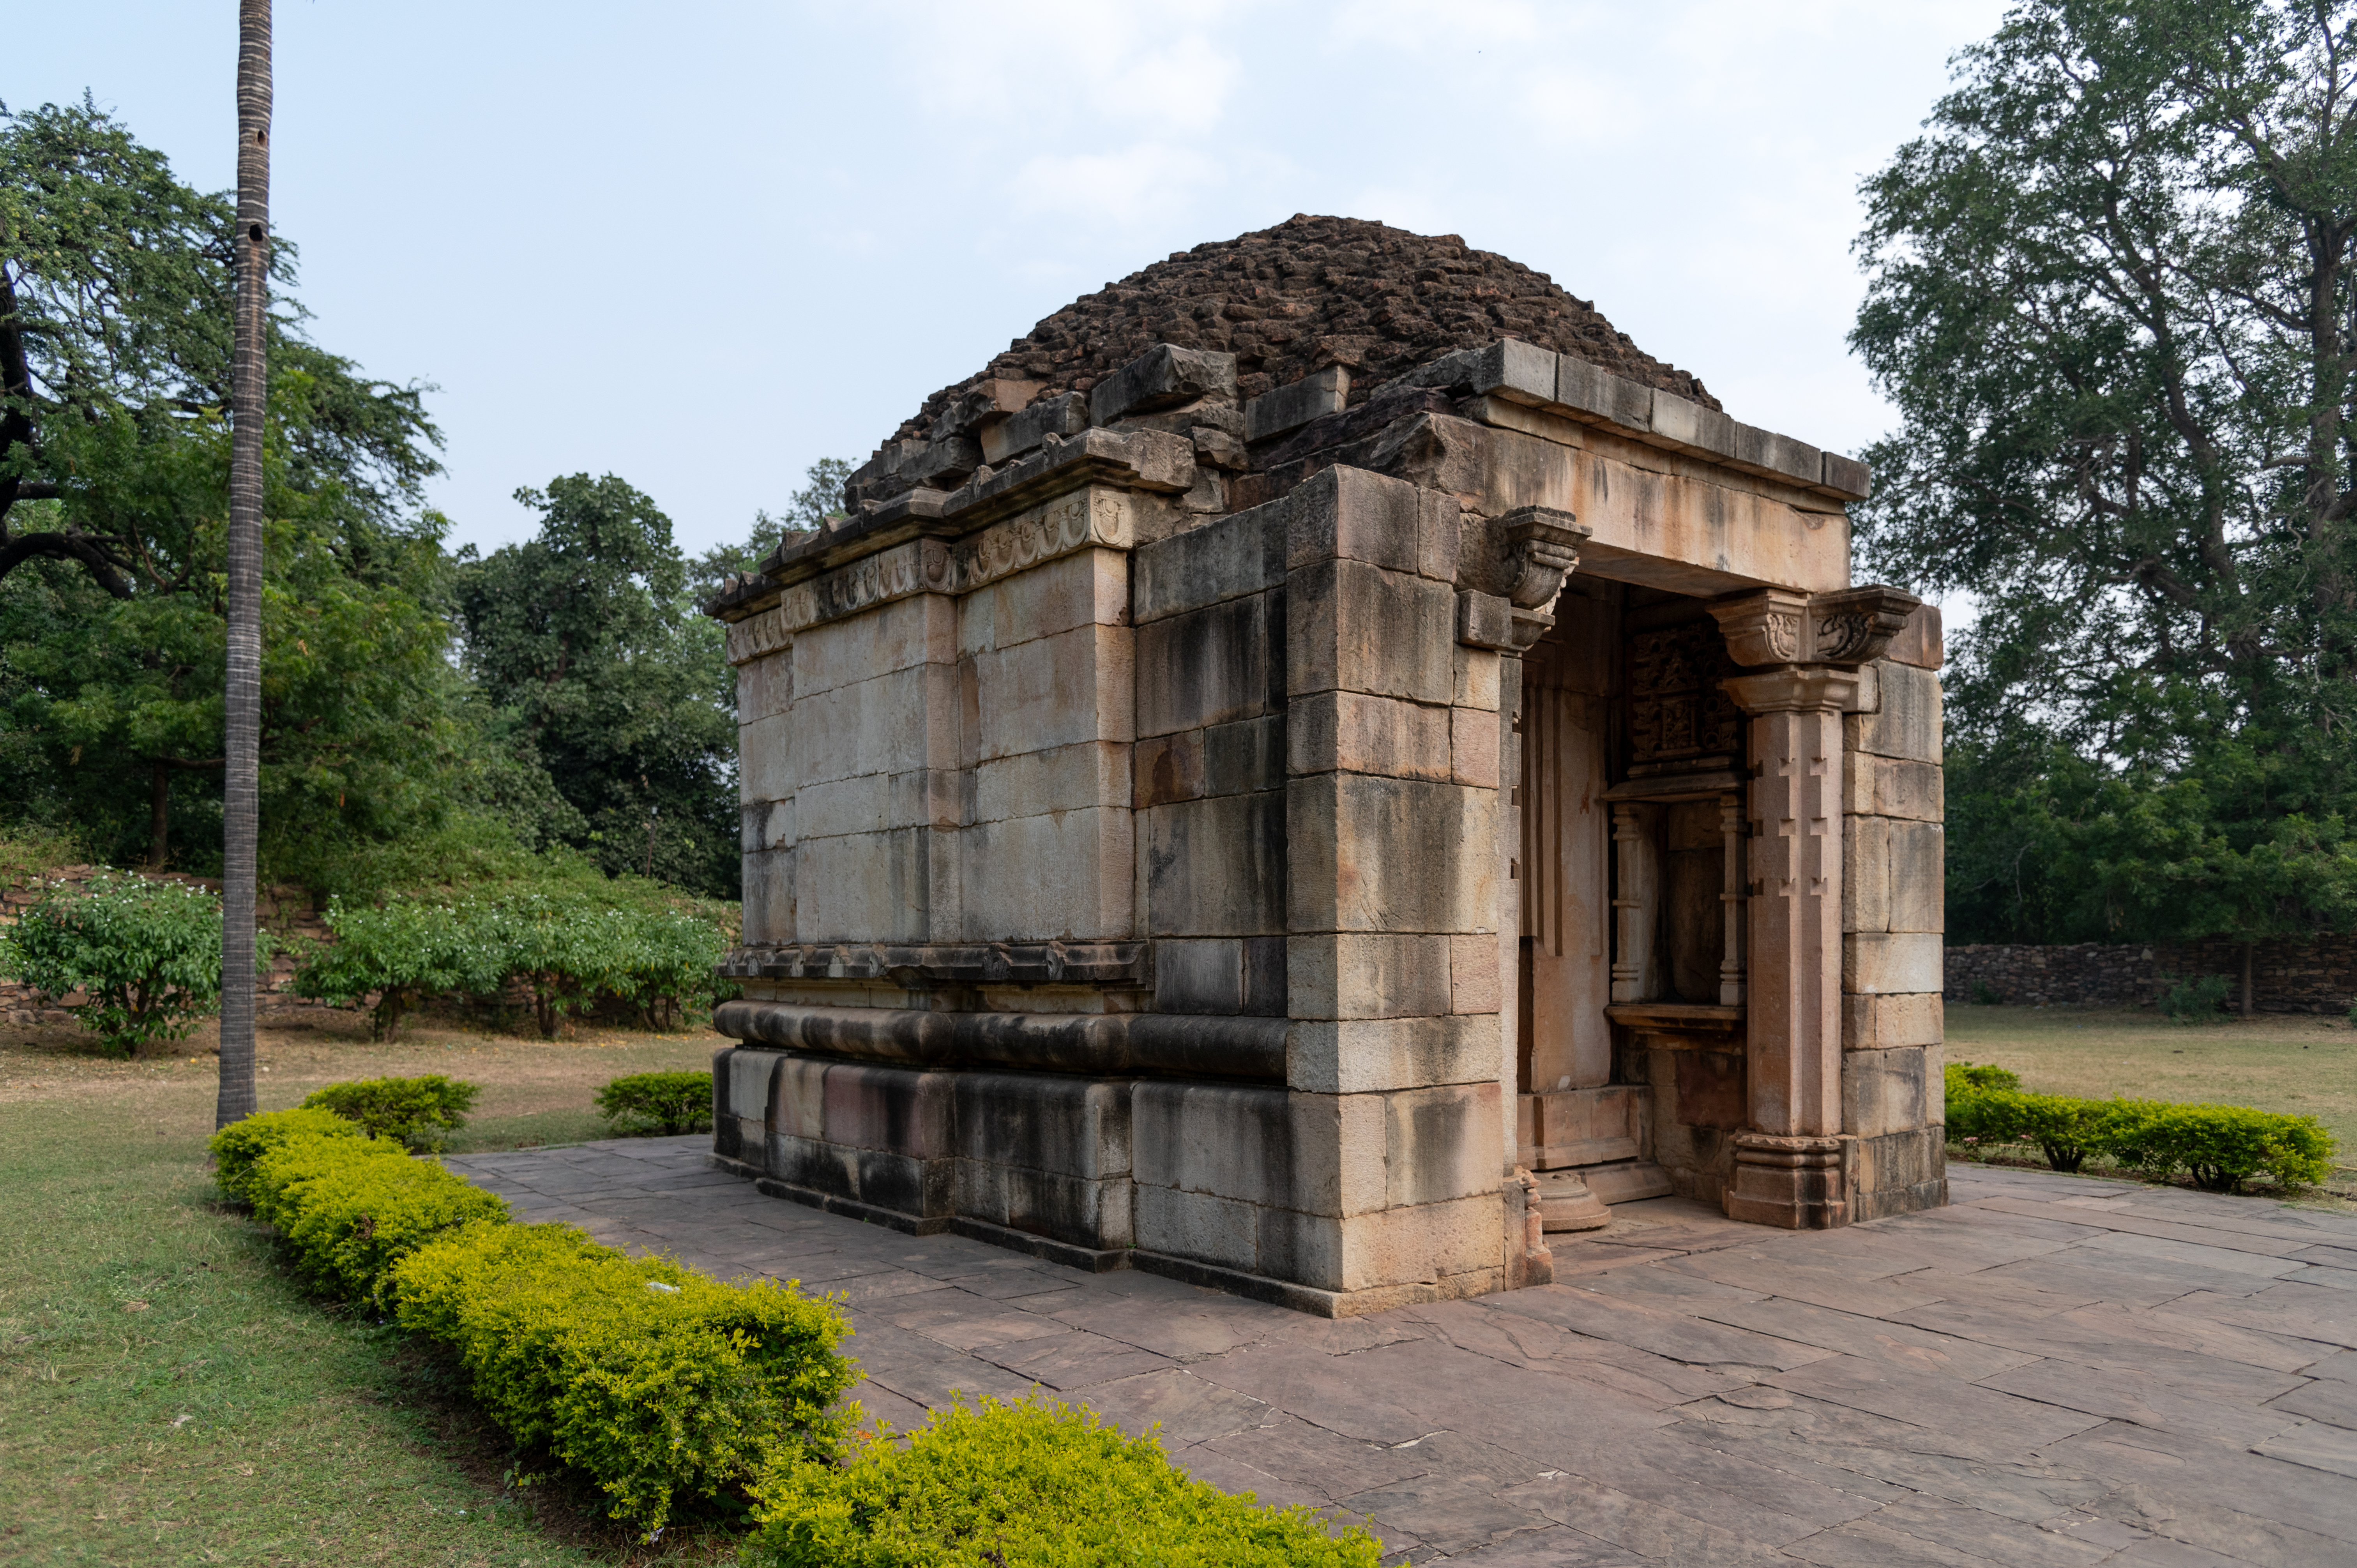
[216,0,271,1130]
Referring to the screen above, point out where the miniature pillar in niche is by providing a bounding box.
[1609,803,1658,1004]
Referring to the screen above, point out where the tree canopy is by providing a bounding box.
[1854,0,2357,943]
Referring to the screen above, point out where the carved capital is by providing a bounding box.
[1710,584,1922,668]
[1707,590,1809,666]
[1720,666,1861,715]
[1497,505,1590,612]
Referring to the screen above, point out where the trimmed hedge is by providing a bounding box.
[211,1106,365,1202]
[248,1132,510,1306]
[394,1221,855,1532]
[1944,1066,2336,1192]
[300,1074,481,1152]
[208,1097,857,1536]
[595,1069,713,1136]
[744,1396,1381,1568]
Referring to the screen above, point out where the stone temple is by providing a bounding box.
[704,216,1946,1316]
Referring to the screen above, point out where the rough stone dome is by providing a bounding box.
[896,214,1718,442]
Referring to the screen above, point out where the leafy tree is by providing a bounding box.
[1853,0,2357,949]
[0,97,462,890]
[457,475,737,895]
[687,456,850,604]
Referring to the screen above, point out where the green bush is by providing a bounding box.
[1944,1074,2337,1190]
[244,1132,511,1306]
[0,874,263,1054]
[392,1220,855,1534]
[596,1070,714,1136]
[300,1074,482,1152]
[209,1106,365,1203]
[292,896,507,1038]
[1945,1061,2022,1095]
[293,883,733,1037]
[744,1395,1382,1568]
[2158,972,2234,1022]
[2103,1100,2336,1192]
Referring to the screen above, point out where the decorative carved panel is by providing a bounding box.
[1627,621,1743,770]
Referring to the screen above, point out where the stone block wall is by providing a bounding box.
[1841,656,1949,1221]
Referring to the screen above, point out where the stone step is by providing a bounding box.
[1582,1160,1674,1205]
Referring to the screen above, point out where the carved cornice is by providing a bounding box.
[1710,585,1922,669]
[721,489,1135,665]
[1497,505,1590,611]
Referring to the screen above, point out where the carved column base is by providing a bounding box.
[1723,1133,1849,1230]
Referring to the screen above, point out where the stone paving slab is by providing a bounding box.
[444,1142,2357,1565]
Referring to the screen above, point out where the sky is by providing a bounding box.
[12,1,2014,560]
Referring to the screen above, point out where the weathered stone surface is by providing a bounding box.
[1845,932,1944,997]
[1288,934,1454,1021]
[1393,338,1560,409]
[980,390,1089,466]
[1842,1043,1940,1140]
[1851,662,1943,763]
[1286,1013,1501,1095]
[1286,774,1495,937]
[1145,790,1286,937]
[1886,820,1945,933]
[973,624,1135,761]
[1204,715,1285,797]
[1245,366,1350,443]
[1285,465,1426,575]
[1450,935,1501,1015]
[893,216,1719,441]
[1090,344,1240,425]
[963,807,1136,942]
[1647,390,1736,460]
[1135,592,1283,738]
[1285,691,1450,781]
[1131,501,1285,623]
[1288,560,1454,711]
[1843,991,1943,1051]
[1451,706,1498,788]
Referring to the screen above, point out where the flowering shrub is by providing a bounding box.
[394,1220,854,1533]
[0,874,261,1054]
[744,1395,1382,1567]
[595,1070,714,1135]
[300,1074,481,1152]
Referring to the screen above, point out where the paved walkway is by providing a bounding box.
[445,1141,2357,1566]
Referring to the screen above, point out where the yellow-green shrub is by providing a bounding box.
[2103,1100,2336,1192]
[209,1106,364,1203]
[391,1220,855,1534]
[744,1395,1382,1568]
[248,1133,509,1305]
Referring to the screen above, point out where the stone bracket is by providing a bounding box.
[1498,505,1589,610]
[1456,590,1558,652]
[1709,585,1921,669]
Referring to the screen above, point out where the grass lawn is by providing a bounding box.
[0,1007,729,1566]
[1945,1003,2357,1193]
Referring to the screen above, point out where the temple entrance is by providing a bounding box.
[1518,581,1752,1220]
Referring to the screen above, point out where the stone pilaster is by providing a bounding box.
[1720,664,1856,1227]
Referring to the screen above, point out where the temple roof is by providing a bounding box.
[894,214,1717,442]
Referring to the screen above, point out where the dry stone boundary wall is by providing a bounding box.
[1945,937,2357,1014]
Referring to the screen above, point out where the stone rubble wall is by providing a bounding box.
[1944,938,2357,1013]
[0,866,328,1028]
